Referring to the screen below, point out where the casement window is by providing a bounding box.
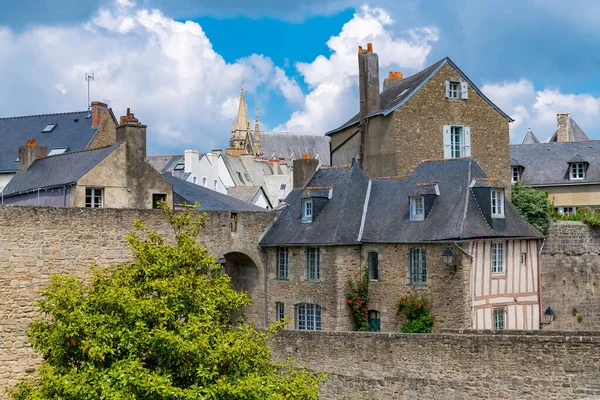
[491,189,504,218]
[410,196,425,221]
[306,247,320,281]
[491,242,505,274]
[445,80,468,99]
[521,252,527,266]
[85,188,103,208]
[277,247,289,279]
[493,307,506,330]
[556,206,576,216]
[443,125,471,158]
[368,251,379,280]
[301,198,313,222]
[409,248,426,285]
[152,193,166,209]
[296,303,321,330]
[511,167,520,184]
[570,163,585,180]
[275,302,285,322]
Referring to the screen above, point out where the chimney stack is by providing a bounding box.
[358,43,381,118]
[18,139,48,171]
[383,71,403,89]
[91,101,109,127]
[116,108,147,164]
[556,113,570,142]
[293,158,320,190]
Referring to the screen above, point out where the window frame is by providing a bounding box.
[296,303,321,330]
[213,179,218,190]
[448,81,460,99]
[301,198,313,223]
[277,247,289,280]
[410,196,425,221]
[275,302,285,322]
[409,248,427,285]
[521,252,527,266]
[511,167,520,184]
[493,307,506,330]
[152,193,166,209]
[450,126,463,158]
[85,188,104,208]
[491,188,505,218]
[491,242,505,274]
[368,251,379,281]
[306,247,320,281]
[570,163,585,180]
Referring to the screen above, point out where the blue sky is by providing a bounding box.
[0,0,599,155]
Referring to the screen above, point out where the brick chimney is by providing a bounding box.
[18,139,48,171]
[293,158,320,190]
[116,108,146,164]
[358,43,380,118]
[556,113,570,142]
[91,101,109,127]
[383,71,403,89]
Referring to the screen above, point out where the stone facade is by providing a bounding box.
[87,104,118,150]
[269,329,600,400]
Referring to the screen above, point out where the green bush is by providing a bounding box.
[396,294,434,333]
[557,207,600,228]
[511,184,552,235]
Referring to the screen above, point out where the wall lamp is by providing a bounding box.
[542,307,555,325]
[442,248,457,273]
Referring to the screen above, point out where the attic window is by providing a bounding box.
[570,163,585,180]
[42,124,57,133]
[301,198,313,223]
[447,81,460,99]
[491,188,505,218]
[280,184,287,190]
[410,196,424,221]
[48,147,68,156]
[174,163,185,171]
[445,81,468,99]
[511,167,520,184]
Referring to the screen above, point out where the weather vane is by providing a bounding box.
[85,72,94,110]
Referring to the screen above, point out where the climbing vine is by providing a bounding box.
[345,267,370,331]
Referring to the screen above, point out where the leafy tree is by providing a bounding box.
[11,204,322,399]
[511,184,552,235]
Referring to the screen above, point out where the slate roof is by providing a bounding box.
[2,143,121,196]
[227,185,271,208]
[0,111,99,173]
[147,154,189,180]
[327,57,513,135]
[522,128,539,144]
[260,163,370,246]
[549,117,589,142]
[511,141,600,186]
[261,158,541,246]
[163,173,266,212]
[222,155,253,186]
[260,132,331,166]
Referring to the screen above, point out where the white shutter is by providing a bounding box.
[445,80,450,98]
[461,81,469,99]
[443,125,451,158]
[463,126,471,156]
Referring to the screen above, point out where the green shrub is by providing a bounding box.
[396,294,434,333]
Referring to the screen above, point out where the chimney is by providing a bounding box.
[184,149,199,174]
[91,101,109,127]
[556,113,570,142]
[293,158,320,190]
[383,71,403,89]
[358,43,381,118]
[18,138,48,171]
[116,108,147,164]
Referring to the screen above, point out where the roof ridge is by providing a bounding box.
[261,131,325,137]
[41,142,121,160]
[0,110,89,120]
[147,154,184,158]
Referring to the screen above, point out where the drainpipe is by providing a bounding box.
[454,242,474,329]
[37,188,40,206]
[263,248,268,328]
[537,238,544,328]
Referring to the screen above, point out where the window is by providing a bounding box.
[410,248,426,284]
[368,251,379,280]
[48,147,68,156]
[213,179,218,190]
[451,126,463,158]
[570,163,585,180]
[491,189,504,218]
[280,183,287,190]
[521,252,527,266]
[447,81,459,99]
[296,303,321,330]
[174,163,185,171]
[443,125,470,158]
[511,167,520,184]
[306,247,320,281]
[491,242,505,274]
[85,188,103,208]
[202,177,207,187]
[556,206,576,216]
[41,124,56,133]
[277,247,289,279]
[275,302,285,322]
[237,172,244,183]
[493,307,506,330]
[193,176,197,184]
[368,310,380,332]
[152,193,166,209]
[302,198,313,222]
[410,196,424,221]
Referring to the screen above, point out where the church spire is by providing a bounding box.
[254,107,262,156]
[233,88,249,133]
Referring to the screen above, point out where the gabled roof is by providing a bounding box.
[567,154,588,164]
[327,57,513,135]
[260,132,331,166]
[511,141,600,186]
[146,154,189,180]
[227,185,272,208]
[222,155,252,186]
[522,128,540,144]
[0,111,100,173]
[549,117,589,142]
[163,173,265,212]
[2,143,121,196]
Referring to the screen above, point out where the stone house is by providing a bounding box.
[258,158,542,332]
[1,109,172,209]
[327,44,513,193]
[511,114,600,214]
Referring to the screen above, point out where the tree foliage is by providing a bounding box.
[11,204,322,399]
[345,267,370,331]
[511,184,552,235]
[396,294,434,333]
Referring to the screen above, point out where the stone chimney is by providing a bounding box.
[358,43,380,118]
[18,139,48,171]
[383,71,403,89]
[116,108,147,164]
[556,113,570,142]
[293,158,320,190]
[91,101,109,127]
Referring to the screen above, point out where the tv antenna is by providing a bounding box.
[85,72,94,110]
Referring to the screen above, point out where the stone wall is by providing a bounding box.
[270,329,600,399]
[541,221,600,330]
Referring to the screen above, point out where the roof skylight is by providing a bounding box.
[48,147,68,156]
[42,124,57,133]
[174,163,185,171]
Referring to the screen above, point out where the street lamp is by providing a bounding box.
[543,307,555,325]
[442,248,456,273]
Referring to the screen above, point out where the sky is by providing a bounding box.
[1,0,599,155]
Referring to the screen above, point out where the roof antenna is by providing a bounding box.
[85,72,94,110]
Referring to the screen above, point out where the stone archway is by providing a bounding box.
[221,252,261,324]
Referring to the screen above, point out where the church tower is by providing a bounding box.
[227,88,252,156]
[253,108,262,157]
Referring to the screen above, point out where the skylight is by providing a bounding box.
[174,163,185,171]
[42,124,57,133]
[48,147,68,156]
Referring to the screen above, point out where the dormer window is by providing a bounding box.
[491,188,504,218]
[302,198,313,222]
[570,163,585,180]
[511,167,520,184]
[410,196,424,221]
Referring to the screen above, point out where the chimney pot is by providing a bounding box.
[90,101,109,128]
[367,43,373,53]
[358,45,363,53]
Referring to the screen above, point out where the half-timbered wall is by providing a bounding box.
[470,239,541,330]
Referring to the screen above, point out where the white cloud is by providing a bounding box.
[482,80,600,142]
[276,5,439,133]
